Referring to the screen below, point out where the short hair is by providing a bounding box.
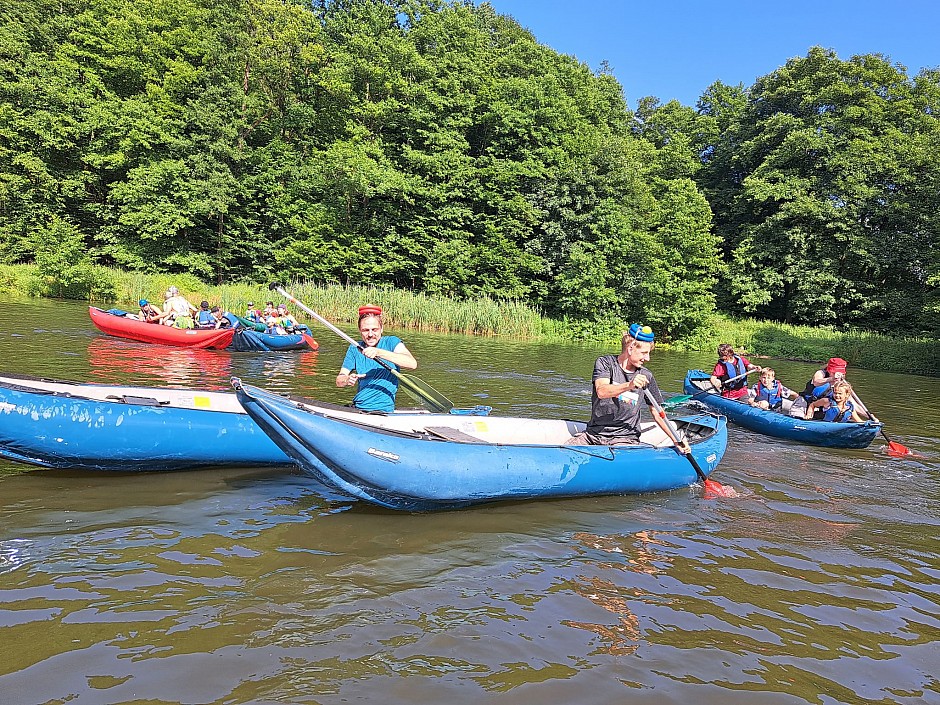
[760,367,775,375]
[832,380,853,393]
[717,343,735,357]
[210,306,220,313]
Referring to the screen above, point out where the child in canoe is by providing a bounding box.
[804,380,866,423]
[748,367,798,411]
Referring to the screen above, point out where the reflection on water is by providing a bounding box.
[0,298,938,704]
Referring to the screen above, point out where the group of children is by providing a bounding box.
[243,300,300,335]
[135,288,299,335]
[710,344,867,423]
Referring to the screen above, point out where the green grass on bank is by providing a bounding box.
[1,264,937,376]
[676,316,939,377]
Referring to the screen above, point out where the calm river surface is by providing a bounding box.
[0,298,937,705]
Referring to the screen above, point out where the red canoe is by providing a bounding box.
[89,306,236,349]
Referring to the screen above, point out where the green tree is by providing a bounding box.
[700,48,940,330]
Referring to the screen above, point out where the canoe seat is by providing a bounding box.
[423,426,487,443]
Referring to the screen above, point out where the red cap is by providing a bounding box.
[358,305,382,317]
[826,357,847,374]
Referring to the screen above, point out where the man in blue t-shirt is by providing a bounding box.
[335,305,418,412]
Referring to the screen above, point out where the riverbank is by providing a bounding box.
[1,264,936,376]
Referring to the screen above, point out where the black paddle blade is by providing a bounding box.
[268,281,285,291]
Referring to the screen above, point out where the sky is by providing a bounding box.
[486,0,940,107]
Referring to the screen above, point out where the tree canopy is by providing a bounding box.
[1,2,936,338]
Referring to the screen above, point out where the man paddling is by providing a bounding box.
[566,324,689,453]
[336,305,418,412]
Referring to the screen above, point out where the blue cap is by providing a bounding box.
[139,299,148,306]
[629,323,655,342]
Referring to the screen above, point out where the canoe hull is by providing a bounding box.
[0,375,486,472]
[683,370,881,449]
[0,377,290,471]
[228,329,318,351]
[235,382,729,511]
[89,307,235,349]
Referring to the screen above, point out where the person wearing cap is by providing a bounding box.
[245,301,262,324]
[565,324,689,452]
[137,298,164,323]
[789,357,848,418]
[275,303,299,332]
[710,343,762,401]
[336,304,417,412]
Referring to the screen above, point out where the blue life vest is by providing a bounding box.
[801,371,831,402]
[721,356,748,390]
[753,380,783,408]
[822,399,855,423]
[196,310,215,327]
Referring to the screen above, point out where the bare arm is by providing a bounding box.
[805,398,826,420]
[594,372,647,400]
[361,342,418,370]
[336,368,364,388]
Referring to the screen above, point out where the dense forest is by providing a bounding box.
[1,0,937,340]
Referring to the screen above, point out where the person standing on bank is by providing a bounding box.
[336,305,417,412]
[565,324,689,453]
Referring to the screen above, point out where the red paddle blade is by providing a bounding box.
[886,441,912,457]
[703,478,738,498]
[301,333,319,350]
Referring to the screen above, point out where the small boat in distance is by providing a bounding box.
[89,306,235,349]
[89,307,318,351]
[234,380,729,512]
[682,370,882,449]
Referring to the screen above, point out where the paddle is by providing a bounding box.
[268,283,455,413]
[641,387,737,498]
[662,394,692,409]
[849,391,912,456]
[715,367,760,390]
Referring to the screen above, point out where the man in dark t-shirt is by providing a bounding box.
[566,324,689,453]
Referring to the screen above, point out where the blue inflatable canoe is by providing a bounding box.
[0,375,487,472]
[234,381,729,511]
[682,369,881,449]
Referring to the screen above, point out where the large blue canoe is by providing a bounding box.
[0,375,488,472]
[682,369,882,449]
[234,381,729,511]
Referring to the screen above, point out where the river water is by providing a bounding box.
[0,298,937,705]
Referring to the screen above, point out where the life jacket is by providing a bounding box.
[196,310,215,327]
[801,371,831,402]
[720,356,748,390]
[821,399,855,423]
[753,380,783,408]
